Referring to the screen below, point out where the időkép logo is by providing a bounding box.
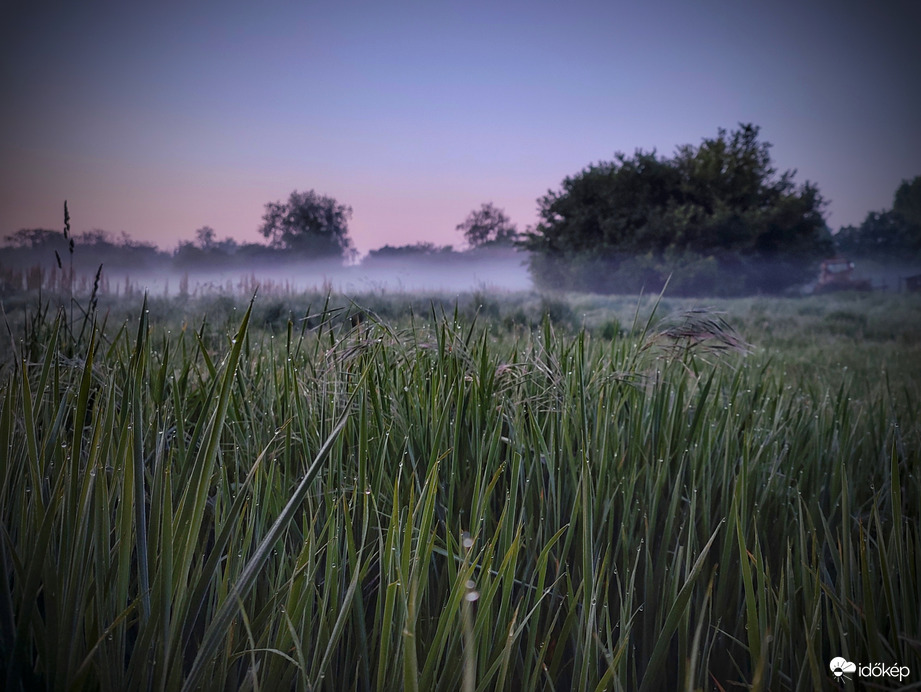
[829,656,911,683]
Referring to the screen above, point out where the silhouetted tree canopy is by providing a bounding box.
[894,176,921,229]
[2,227,162,273]
[4,228,66,248]
[259,190,355,261]
[366,242,456,260]
[195,226,217,249]
[174,231,241,268]
[836,175,921,259]
[523,124,833,294]
[456,202,519,248]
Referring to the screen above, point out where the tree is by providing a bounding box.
[835,211,917,257]
[893,176,921,229]
[835,175,921,258]
[259,190,355,260]
[456,202,519,248]
[3,228,64,248]
[195,225,216,249]
[523,124,832,294]
[365,242,455,260]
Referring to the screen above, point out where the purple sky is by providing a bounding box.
[2,0,919,255]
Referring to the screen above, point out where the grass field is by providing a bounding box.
[1,288,919,690]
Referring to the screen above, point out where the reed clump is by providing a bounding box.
[0,294,918,691]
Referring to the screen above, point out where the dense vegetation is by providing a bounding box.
[258,190,356,261]
[4,158,918,300]
[456,203,519,248]
[523,125,833,295]
[1,288,919,690]
[835,175,921,260]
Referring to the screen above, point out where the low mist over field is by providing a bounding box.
[141,253,532,296]
[5,241,921,299]
[0,241,533,297]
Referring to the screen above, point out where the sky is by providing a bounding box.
[1,0,919,256]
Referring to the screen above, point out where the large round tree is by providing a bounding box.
[456,202,519,248]
[259,190,355,261]
[524,125,832,295]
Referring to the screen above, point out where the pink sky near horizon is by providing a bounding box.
[1,1,919,256]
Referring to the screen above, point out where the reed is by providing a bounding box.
[0,292,917,690]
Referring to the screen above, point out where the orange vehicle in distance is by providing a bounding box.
[815,257,872,292]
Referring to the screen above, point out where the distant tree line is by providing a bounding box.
[3,228,163,270]
[3,132,918,297]
[834,176,921,259]
[0,193,522,280]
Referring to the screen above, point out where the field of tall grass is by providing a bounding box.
[1,288,919,690]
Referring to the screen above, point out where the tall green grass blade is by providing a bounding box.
[638,522,722,692]
[181,366,365,691]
